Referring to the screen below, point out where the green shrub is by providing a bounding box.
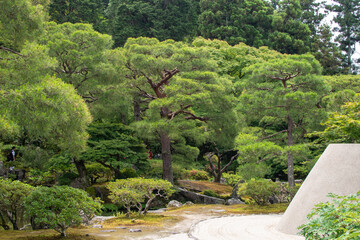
[28,169,55,185]
[58,172,79,186]
[202,190,220,198]
[107,178,174,216]
[237,163,271,180]
[86,186,97,199]
[222,173,243,186]
[103,203,120,215]
[238,179,278,205]
[299,191,360,239]
[0,179,34,230]
[118,168,138,179]
[183,170,209,181]
[25,186,102,237]
[146,160,185,180]
[86,162,113,184]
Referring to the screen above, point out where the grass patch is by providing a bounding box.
[0,229,99,240]
[227,203,289,214]
[103,213,177,227]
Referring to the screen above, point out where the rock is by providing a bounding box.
[129,229,142,232]
[131,219,136,223]
[92,225,103,228]
[211,209,226,213]
[100,230,116,233]
[20,224,32,230]
[167,200,183,208]
[80,210,92,225]
[90,216,115,224]
[184,201,194,206]
[269,196,279,204]
[295,179,303,184]
[86,234,90,237]
[220,177,226,184]
[176,187,225,205]
[148,208,167,213]
[115,227,127,229]
[230,180,245,199]
[226,198,245,205]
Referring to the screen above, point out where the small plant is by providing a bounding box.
[146,160,186,181]
[103,203,120,215]
[299,191,360,240]
[202,190,220,198]
[184,170,210,181]
[222,173,243,186]
[107,178,174,216]
[118,168,138,179]
[238,179,279,205]
[58,172,79,185]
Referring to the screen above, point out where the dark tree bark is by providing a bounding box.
[270,73,299,188]
[0,213,9,230]
[114,168,122,180]
[207,147,239,183]
[160,130,173,184]
[6,211,18,230]
[133,95,142,121]
[287,113,295,188]
[73,158,89,188]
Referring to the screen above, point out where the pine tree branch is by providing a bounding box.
[220,153,239,174]
[183,111,209,122]
[257,130,288,141]
[0,46,24,57]
[157,68,180,88]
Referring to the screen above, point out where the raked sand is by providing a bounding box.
[160,214,304,240]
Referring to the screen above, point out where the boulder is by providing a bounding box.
[92,225,103,228]
[90,216,115,224]
[100,230,116,233]
[177,187,225,205]
[148,208,167,213]
[230,180,245,199]
[294,179,303,184]
[167,200,183,208]
[184,201,194,206]
[129,229,142,232]
[268,196,279,204]
[226,198,245,205]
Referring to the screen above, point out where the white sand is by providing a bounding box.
[159,214,304,240]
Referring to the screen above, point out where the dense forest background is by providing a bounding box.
[1,0,360,190]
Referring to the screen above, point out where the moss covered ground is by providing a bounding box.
[0,203,289,240]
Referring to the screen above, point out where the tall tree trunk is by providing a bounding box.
[287,115,295,188]
[60,228,67,237]
[214,156,222,183]
[6,211,18,230]
[73,158,89,189]
[0,213,9,230]
[214,173,221,183]
[133,96,142,121]
[114,168,122,180]
[160,131,173,184]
